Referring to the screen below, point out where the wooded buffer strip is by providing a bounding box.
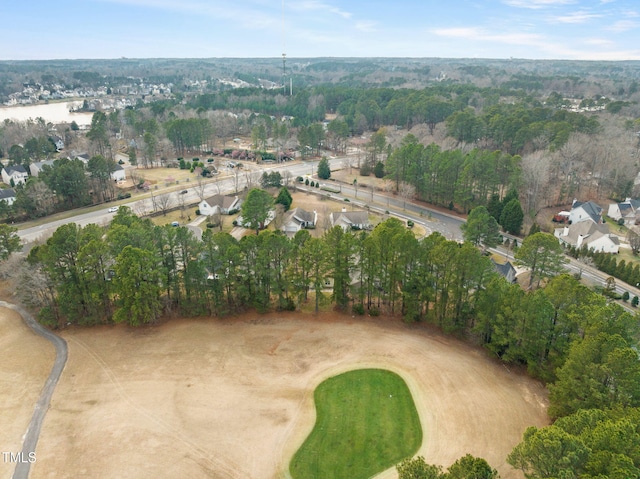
[24,206,637,388]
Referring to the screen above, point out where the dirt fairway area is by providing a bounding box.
[0,307,55,478]
[27,313,548,479]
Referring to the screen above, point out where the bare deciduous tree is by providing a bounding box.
[383,180,394,207]
[521,151,551,214]
[156,193,173,216]
[195,175,208,202]
[398,182,415,209]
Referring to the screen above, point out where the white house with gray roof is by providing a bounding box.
[199,195,241,217]
[281,207,317,234]
[607,198,640,226]
[569,200,603,225]
[0,188,16,206]
[1,165,28,186]
[329,208,370,231]
[30,160,56,177]
[554,221,619,254]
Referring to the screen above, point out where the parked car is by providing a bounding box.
[108,206,119,213]
[171,221,180,227]
[180,189,188,194]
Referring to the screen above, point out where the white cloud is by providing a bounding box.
[606,20,640,32]
[355,21,377,33]
[552,11,602,23]
[431,27,543,47]
[502,0,577,9]
[584,38,614,46]
[289,0,352,19]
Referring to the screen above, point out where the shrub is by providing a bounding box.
[374,161,385,178]
[617,218,625,226]
[622,291,630,302]
[278,297,296,311]
[369,305,380,316]
[305,178,309,186]
[232,220,238,226]
[195,209,201,215]
[310,180,315,187]
[296,176,304,182]
[352,303,365,315]
[633,296,639,307]
[407,220,414,228]
[344,198,350,202]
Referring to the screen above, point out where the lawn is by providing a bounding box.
[290,368,422,479]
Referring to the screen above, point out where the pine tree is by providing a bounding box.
[275,187,292,212]
[500,199,524,234]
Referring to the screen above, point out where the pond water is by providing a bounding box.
[0,101,94,126]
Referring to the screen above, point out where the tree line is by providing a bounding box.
[25,209,501,329]
[385,134,522,213]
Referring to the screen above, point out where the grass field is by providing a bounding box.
[290,368,422,479]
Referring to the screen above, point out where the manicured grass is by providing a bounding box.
[290,368,422,479]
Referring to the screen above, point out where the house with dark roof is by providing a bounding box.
[75,153,90,165]
[1,165,28,186]
[50,136,64,151]
[281,207,317,234]
[607,198,640,226]
[329,208,370,231]
[569,199,603,225]
[198,195,241,216]
[110,164,126,182]
[0,188,16,206]
[554,221,619,254]
[491,258,516,283]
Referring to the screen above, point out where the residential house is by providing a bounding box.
[281,207,317,234]
[30,160,56,177]
[329,208,370,231]
[198,195,241,217]
[110,164,126,182]
[0,189,16,206]
[491,258,516,283]
[607,198,640,226]
[50,136,64,151]
[1,165,28,186]
[554,221,619,254]
[75,153,90,165]
[569,199,603,225]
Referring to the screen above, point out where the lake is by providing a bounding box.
[0,101,94,126]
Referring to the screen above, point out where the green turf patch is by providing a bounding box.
[290,368,422,479]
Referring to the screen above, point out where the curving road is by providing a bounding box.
[0,301,68,479]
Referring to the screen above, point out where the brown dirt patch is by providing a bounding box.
[30,313,548,479]
[0,307,55,477]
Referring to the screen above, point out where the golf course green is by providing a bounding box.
[290,368,422,479]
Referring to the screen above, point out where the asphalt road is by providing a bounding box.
[0,301,68,479]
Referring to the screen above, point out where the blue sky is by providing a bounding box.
[1,0,639,60]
